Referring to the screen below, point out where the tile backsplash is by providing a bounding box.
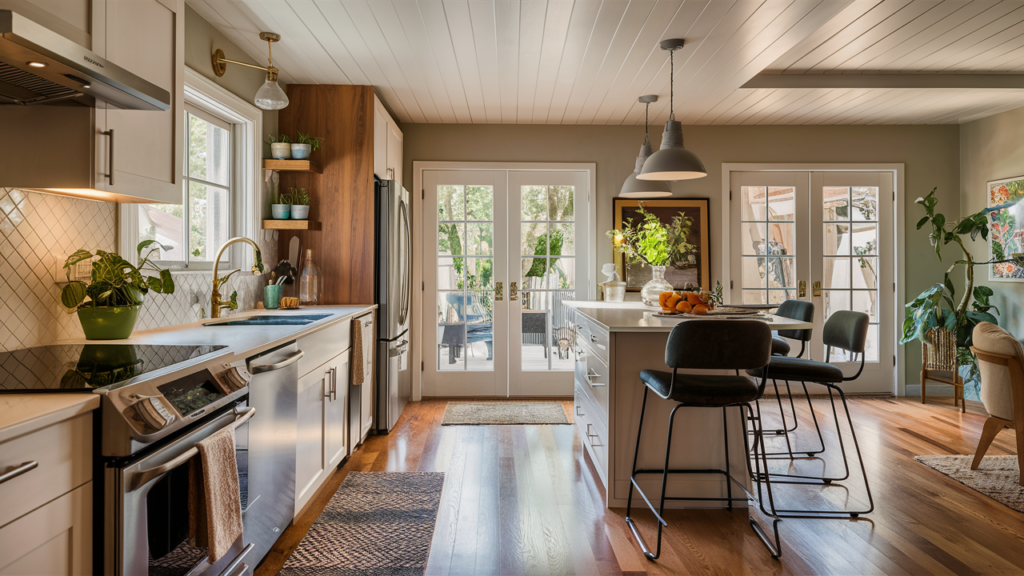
[0,188,277,352]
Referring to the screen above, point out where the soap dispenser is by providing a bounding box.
[298,249,321,306]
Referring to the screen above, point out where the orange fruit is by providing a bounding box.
[686,292,701,306]
[692,303,708,315]
[676,300,692,313]
[666,294,681,310]
[659,291,674,308]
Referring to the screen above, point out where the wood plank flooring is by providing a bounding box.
[256,396,1024,576]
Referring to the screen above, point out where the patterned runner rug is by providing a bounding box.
[915,455,1024,513]
[280,472,445,576]
[441,401,570,425]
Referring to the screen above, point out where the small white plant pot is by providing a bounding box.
[290,205,310,220]
[290,143,312,160]
[270,142,292,159]
[271,204,291,219]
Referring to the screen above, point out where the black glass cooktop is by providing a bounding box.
[0,344,227,392]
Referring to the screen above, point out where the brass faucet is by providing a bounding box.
[211,237,265,319]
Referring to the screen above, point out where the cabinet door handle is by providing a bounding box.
[586,423,602,446]
[323,370,332,400]
[575,405,583,417]
[101,129,114,185]
[332,367,338,401]
[0,461,38,485]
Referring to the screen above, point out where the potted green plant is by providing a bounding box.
[272,190,293,219]
[290,187,311,220]
[266,133,292,159]
[607,204,695,306]
[59,241,176,340]
[291,132,323,160]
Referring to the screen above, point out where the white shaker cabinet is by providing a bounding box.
[324,350,350,469]
[294,350,351,517]
[373,95,403,184]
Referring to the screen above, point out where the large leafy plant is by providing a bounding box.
[59,240,176,311]
[608,204,695,267]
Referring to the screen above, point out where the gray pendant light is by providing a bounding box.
[619,95,673,198]
[637,39,707,182]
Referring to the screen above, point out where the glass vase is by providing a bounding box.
[640,265,673,307]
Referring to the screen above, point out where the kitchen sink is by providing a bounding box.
[203,314,331,327]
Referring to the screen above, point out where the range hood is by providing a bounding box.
[0,10,169,110]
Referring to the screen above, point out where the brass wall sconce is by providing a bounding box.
[212,31,289,110]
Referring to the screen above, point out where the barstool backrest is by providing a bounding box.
[665,320,772,371]
[776,300,814,342]
[823,311,870,380]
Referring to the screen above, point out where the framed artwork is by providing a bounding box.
[613,198,711,291]
[987,175,1024,281]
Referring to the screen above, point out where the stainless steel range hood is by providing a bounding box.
[0,10,169,110]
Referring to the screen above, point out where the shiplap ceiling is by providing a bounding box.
[188,0,1024,125]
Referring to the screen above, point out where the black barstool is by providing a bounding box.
[759,300,827,459]
[625,320,783,559]
[747,310,875,519]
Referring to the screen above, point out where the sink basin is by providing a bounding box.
[203,314,331,327]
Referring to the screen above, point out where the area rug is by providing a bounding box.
[915,455,1024,513]
[280,472,445,576]
[441,401,570,425]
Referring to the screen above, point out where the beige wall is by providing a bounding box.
[960,105,1024,337]
[402,122,962,388]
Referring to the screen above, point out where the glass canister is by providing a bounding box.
[298,249,321,306]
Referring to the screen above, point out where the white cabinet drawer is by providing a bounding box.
[574,312,609,365]
[574,335,609,425]
[298,321,352,378]
[574,382,608,484]
[0,413,92,529]
[0,482,92,575]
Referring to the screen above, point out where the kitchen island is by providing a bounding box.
[564,301,813,510]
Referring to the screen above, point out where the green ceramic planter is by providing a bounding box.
[77,305,141,340]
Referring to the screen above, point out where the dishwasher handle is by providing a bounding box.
[250,350,304,374]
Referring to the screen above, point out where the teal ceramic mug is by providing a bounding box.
[264,285,282,309]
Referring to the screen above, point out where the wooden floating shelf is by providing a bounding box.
[263,159,322,173]
[262,220,321,231]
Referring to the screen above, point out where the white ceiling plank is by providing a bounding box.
[515,0,546,124]
[391,0,464,121]
[811,1,941,72]
[867,85,970,123]
[311,0,417,122]
[530,0,575,124]
[766,0,884,72]
[707,88,776,124]
[727,88,809,124]
[902,4,1024,71]
[769,87,853,124]
[917,90,1024,123]
[783,0,911,72]
[543,0,603,123]
[958,26,1024,71]
[554,0,631,125]
[287,1,366,85]
[468,0,502,123]
[495,0,522,123]
[230,0,328,85]
[909,90,997,123]
[439,0,487,123]
[827,87,941,124]
[364,1,445,122]
[856,0,993,70]
[572,0,663,125]
[884,1,1023,70]
[243,0,354,85]
[751,87,833,124]
[955,99,1024,124]
[742,73,1024,89]
[836,1,970,70]
[791,88,873,124]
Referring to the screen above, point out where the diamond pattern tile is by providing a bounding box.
[0,188,277,352]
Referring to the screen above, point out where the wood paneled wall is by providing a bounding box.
[277,85,374,304]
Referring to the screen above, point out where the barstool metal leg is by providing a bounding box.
[741,402,782,558]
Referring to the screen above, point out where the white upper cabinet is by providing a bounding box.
[0,0,183,203]
[373,94,402,184]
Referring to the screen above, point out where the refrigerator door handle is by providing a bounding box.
[398,198,412,327]
[389,339,408,357]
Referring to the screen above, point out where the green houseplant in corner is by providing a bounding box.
[59,241,176,340]
[290,187,311,220]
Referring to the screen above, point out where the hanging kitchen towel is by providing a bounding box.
[351,316,365,387]
[188,426,243,563]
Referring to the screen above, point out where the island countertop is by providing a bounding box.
[563,300,813,333]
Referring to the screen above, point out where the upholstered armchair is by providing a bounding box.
[969,322,1024,484]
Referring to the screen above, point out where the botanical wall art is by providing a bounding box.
[612,198,710,291]
[988,175,1024,281]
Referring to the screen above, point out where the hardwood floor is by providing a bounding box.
[257,396,1024,576]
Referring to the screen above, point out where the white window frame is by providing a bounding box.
[121,67,263,272]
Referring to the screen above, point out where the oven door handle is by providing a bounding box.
[129,407,256,492]
[218,542,254,576]
[250,350,304,374]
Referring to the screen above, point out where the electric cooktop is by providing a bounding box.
[0,344,227,392]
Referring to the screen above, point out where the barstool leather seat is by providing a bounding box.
[771,336,791,356]
[640,369,761,405]
[747,356,845,384]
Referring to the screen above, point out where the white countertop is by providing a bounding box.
[564,300,813,333]
[0,305,375,437]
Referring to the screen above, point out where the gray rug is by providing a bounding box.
[280,472,445,576]
[441,401,570,425]
[915,455,1024,513]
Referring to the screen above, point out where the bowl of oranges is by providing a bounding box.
[658,290,716,316]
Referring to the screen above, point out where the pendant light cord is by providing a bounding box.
[644,101,650,143]
[669,48,675,122]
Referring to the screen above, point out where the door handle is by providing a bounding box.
[812,281,822,297]
[510,281,518,301]
[0,461,38,485]
[250,350,304,374]
[799,280,807,298]
[101,129,114,185]
[494,281,503,302]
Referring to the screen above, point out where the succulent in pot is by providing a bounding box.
[290,187,311,220]
[59,241,176,340]
[272,191,293,219]
[291,132,322,160]
[266,133,292,159]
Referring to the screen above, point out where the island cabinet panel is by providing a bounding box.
[277,85,376,304]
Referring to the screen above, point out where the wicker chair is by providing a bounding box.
[921,328,965,413]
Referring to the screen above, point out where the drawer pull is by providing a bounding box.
[590,334,597,342]
[584,369,606,387]
[575,405,584,417]
[0,461,38,485]
[586,423,603,447]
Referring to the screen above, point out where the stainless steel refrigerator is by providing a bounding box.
[375,178,412,433]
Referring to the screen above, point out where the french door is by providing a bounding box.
[422,169,589,397]
[730,171,895,393]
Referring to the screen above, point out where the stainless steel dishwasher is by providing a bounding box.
[244,342,303,567]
